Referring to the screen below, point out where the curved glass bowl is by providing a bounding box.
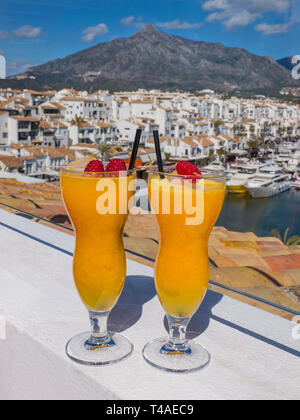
[60,166,136,366]
[144,167,226,373]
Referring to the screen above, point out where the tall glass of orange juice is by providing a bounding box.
[144,166,225,372]
[61,163,136,366]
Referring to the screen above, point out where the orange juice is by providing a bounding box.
[149,175,225,318]
[61,170,135,312]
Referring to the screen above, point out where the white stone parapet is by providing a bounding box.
[0,208,299,400]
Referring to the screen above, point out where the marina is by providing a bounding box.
[216,146,300,236]
[217,188,300,238]
[223,144,300,198]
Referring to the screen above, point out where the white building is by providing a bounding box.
[0,55,6,79]
[7,116,40,145]
[0,111,9,146]
[60,97,104,121]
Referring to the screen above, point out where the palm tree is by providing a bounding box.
[71,115,86,128]
[270,228,300,246]
[247,139,258,149]
[213,120,222,135]
[247,139,259,158]
[216,147,227,163]
[277,127,285,138]
[233,124,240,137]
[239,124,246,137]
[256,135,265,149]
[96,141,112,161]
[208,148,215,162]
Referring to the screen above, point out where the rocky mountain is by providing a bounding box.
[277,56,295,71]
[2,25,298,94]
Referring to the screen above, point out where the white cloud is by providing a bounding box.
[156,20,203,30]
[7,59,36,76]
[13,25,43,39]
[202,0,294,30]
[121,16,136,26]
[203,0,230,11]
[224,10,259,29]
[81,23,108,42]
[254,21,293,34]
[0,31,9,41]
[120,16,144,28]
[121,16,202,30]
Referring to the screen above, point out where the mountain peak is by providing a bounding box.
[139,24,160,34]
[6,26,296,93]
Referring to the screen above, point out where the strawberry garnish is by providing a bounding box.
[176,161,201,177]
[106,159,127,172]
[84,160,105,173]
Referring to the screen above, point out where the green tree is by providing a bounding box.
[216,147,227,163]
[257,135,265,147]
[247,139,259,157]
[214,120,222,135]
[247,139,258,149]
[239,124,246,137]
[96,141,112,161]
[233,124,240,137]
[270,228,300,246]
[71,115,86,128]
[209,148,215,162]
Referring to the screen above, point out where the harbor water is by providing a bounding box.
[217,189,300,238]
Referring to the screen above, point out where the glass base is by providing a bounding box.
[143,337,210,373]
[66,332,134,366]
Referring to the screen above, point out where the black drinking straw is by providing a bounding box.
[153,130,164,175]
[129,129,143,170]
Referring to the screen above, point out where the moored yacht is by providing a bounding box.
[284,150,300,173]
[204,159,225,172]
[203,159,232,179]
[226,161,262,194]
[245,172,291,198]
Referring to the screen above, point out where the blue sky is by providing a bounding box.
[1,0,300,75]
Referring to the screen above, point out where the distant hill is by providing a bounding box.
[1,25,298,94]
[277,56,295,71]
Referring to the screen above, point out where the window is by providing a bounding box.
[19,122,29,129]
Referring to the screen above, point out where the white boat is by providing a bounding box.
[291,179,300,190]
[204,159,225,172]
[245,172,291,198]
[227,173,256,194]
[259,163,283,174]
[226,161,262,194]
[276,151,292,164]
[284,150,300,173]
[291,172,300,190]
[203,159,232,179]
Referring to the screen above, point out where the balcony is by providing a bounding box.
[0,207,299,400]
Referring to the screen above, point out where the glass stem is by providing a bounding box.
[84,311,115,350]
[161,315,192,355]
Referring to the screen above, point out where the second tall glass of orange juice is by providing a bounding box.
[143,168,225,373]
[61,166,136,366]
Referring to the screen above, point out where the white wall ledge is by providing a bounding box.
[0,208,299,400]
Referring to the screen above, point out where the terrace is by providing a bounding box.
[0,197,299,399]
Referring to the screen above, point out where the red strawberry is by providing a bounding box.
[176,161,201,176]
[84,160,105,173]
[106,159,127,172]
